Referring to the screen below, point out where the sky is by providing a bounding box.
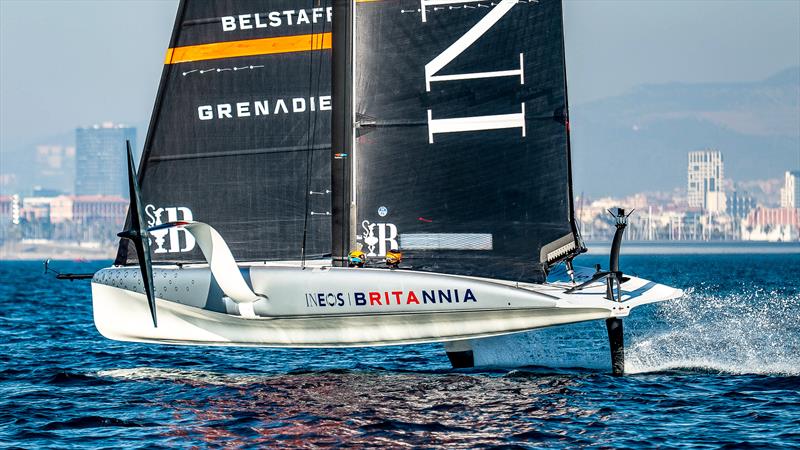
[1,0,799,184]
[564,0,800,101]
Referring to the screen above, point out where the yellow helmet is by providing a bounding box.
[348,250,366,267]
[385,250,402,267]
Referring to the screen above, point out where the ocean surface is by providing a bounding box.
[1,254,799,448]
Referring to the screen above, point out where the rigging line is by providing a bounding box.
[345,0,355,258]
[149,144,329,162]
[300,0,315,268]
[301,0,328,268]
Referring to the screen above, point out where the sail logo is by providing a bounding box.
[305,289,477,308]
[197,96,331,121]
[358,220,398,257]
[220,7,332,32]
[422,0,526,143]
[145,205,196,253]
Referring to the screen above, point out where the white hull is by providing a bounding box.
[91,263,682,347]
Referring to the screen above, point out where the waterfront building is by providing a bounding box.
[71,195,129,226]
[780,170,799,208]
[75,123,136,197]
[47,196,74,224]
[17,195,127,226]
[9,195,128,243]
[741,207,800,242]
[0,196,12,223]
[687,150,726,213]
[20,197,53,222]
[727,191,756,219]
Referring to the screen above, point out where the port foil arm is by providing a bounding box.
[149,221,264,305]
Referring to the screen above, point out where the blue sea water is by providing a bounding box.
[1,254,799,448]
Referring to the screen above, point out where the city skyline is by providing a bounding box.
[1,0,798,197]
[4,145,797,247]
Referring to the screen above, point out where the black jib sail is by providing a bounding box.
[117,0,332,264]
[334,0,582,282]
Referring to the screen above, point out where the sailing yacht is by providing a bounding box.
[90,0,682,374]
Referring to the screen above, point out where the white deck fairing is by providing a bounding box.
[91,263,682,347]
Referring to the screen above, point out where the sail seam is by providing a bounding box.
[149,145,330,162]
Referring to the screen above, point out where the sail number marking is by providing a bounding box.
[423,0,525,143]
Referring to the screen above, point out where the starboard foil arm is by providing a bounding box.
[149,221,265,310]
[554,264,684,310]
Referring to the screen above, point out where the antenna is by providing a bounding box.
[44,258,95,281]
[577,191,585,235]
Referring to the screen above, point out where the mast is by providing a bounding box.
[331,0,354,266]
[561,5,585,253]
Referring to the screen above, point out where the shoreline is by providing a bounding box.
[1,240,798,260]
[584,240,800,255]
[0,241,117,261]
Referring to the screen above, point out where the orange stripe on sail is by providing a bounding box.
[164,32,331,64]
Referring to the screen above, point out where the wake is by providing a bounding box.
[472,287,800,376]
[97,367,264,385]
[625,288,800,375]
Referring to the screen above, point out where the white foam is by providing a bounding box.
[96,367,265,385]
[472,287,800,376]
[626,288,800,375]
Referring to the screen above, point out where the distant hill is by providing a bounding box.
[4,69,798,199]
[570,66,800,197]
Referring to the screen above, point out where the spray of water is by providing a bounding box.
[626,287,800,375]
[472,287,800,376]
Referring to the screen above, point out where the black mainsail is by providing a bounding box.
[117,0,332,264]
[119,0,581,283]
[332,0,582,283]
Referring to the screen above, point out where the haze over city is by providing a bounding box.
[0,0,798,258]
[3,2,800,447]
[1,0,798,197]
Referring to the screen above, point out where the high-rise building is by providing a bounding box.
[75,123,136,197]
[741,206,800,241]
[687,150,726,213]
[780,170,799,208]
[35,145,75,194]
